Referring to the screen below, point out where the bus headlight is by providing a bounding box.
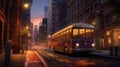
[76,43,79,47]
[92,43,95,47]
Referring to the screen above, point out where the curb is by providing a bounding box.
[92,53,120,60]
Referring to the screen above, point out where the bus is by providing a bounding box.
[50,23,95,54]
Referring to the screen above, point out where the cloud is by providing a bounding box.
[31,16,43,26]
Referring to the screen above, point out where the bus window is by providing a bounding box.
[79,29,85,38]
[86,29,94,38]
[73,29,78,37]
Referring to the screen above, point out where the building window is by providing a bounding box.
[108,37,111,45]
[95,3,101,9]
[106,31,111,36]
[105,15,109,24]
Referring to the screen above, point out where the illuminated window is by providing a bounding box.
[108,37,111,44]
[70,29,71,32]
[106,31,111,36]
[79,29,85,34]
[86,29,91,33]
[79,29,85,38]
[118,35,120,39]
[67,30,70,34]
[73,29,78,36]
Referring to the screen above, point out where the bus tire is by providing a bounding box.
[64,47,68,55]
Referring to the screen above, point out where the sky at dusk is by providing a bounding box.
[31,0,50,26]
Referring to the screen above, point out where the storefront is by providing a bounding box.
[105,27,120,49]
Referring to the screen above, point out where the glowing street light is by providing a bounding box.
[23,3,29,9]
[26,26,29,30]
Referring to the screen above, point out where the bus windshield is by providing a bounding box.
[85,29,94,38]
[73,28,94,38]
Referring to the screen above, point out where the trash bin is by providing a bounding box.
[5,40,12,65]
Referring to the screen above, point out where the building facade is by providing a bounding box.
[9,0,23,53]
[0,0,23,53]
[0,0,33,53]
[39,18,47,41]
[0,0,7,53]
[34,25,39,44]
[54,1,67,32]
[47,0,65,35]
[44,6,48,18]
[67,0,120,50]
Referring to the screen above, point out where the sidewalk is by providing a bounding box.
[92,50,120,60]
[0,49,45,67]
[0,51,27,67]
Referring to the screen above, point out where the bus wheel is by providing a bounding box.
[64,47,68,55]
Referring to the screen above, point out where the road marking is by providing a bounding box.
[35,49,49,67]
[25,50,45,67]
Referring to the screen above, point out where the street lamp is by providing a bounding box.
[26,26,29,30]
[23,3,30,9]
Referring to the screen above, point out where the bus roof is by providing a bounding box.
[52,23,94,37]
[73,23,94,28]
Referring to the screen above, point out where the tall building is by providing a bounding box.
[30,22,33,44]
[44,6,48,18]
[39,18,47,41]
[0,0,8,53]
[0,0,33,53]
[47,5,52,35]
[9,0,24,53]
[54,1,67,32]
[47,0,65,35]
[67,0,120,49]
[67,0,77,25]
[34,25,38,44]
[0,0,25,53]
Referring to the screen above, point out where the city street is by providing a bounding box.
[32,43,120,67]
[0,0,120,67]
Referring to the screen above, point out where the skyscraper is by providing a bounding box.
[47,0,66,35]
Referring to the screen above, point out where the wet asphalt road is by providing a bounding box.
[33,45,120,67]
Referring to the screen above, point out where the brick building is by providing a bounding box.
[0,0,32,53]
[0,0,7,53]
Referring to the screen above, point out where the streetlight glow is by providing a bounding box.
[24,3,29,8]
[26,26,29,30]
